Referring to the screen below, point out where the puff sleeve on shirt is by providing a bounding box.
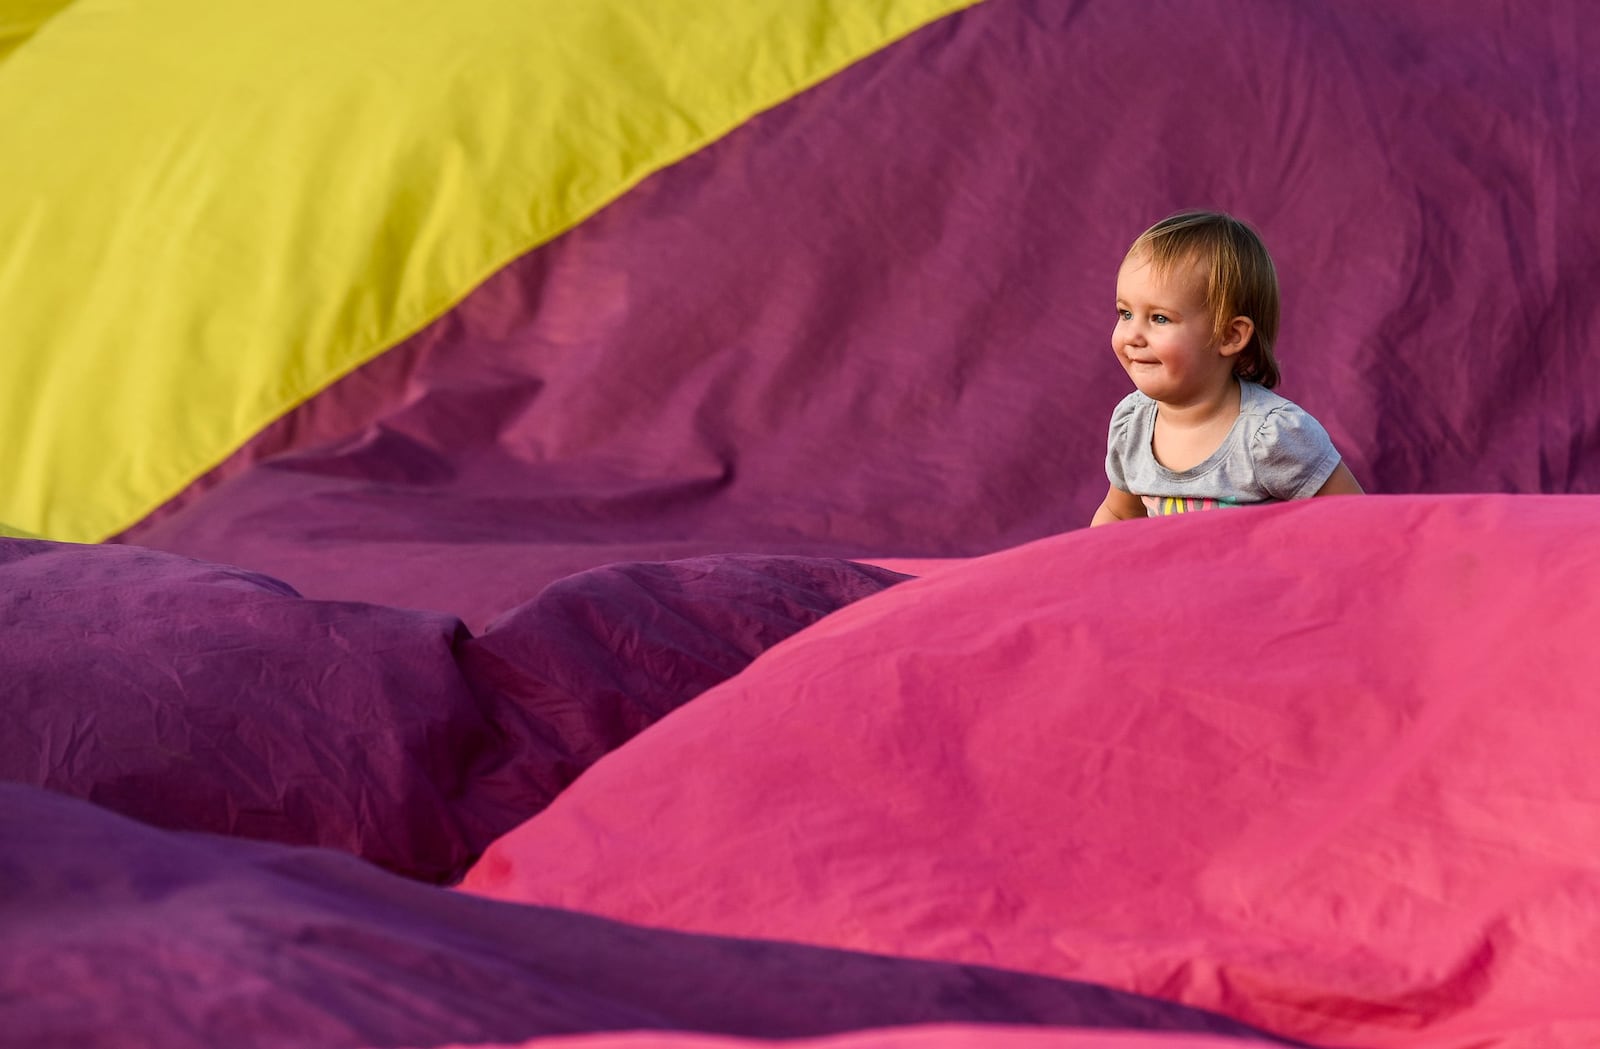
[1104,391,1145,491]
[1251,404,1342,499]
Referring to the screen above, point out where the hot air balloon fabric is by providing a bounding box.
[3,1,1599,1047]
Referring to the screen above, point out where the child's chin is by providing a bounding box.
[1127,372,1165,398]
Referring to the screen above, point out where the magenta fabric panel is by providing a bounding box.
[463,494,1600,1049]
[0,537,904,882]
[0,784,1299,1049]
[122,0,1600,628]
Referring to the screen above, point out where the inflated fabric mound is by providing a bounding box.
[1,784,1300,1049]
[430,1033,1291,1049]
[1,539,903,881]
[464,495,1600,1049]
[3,0,1599,1047]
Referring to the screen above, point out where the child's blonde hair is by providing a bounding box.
[1127,210,1281,389]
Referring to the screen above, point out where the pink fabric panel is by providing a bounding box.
[422,1027,1284,1049]
[463,494,1600,1049]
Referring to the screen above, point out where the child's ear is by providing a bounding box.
[1218,315,1254,358]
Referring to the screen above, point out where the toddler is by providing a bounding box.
[1090,210,1361,525]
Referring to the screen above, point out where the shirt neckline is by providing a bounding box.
[1146,379,1255,480]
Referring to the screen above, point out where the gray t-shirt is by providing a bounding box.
[1105,381,1341,516]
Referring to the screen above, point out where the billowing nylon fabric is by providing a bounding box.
[0,785,1297,1049]
[0,539,904,882]
[7,0,1600,1046]
[0,0,75,62]
[121,0,1600,632]
[0,0,976,542]
[429,1033,1287,1049]
[463,495,1600,1049]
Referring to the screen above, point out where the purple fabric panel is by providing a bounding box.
[0,784,1300,1049]
[0,539,487,881]
[458,555,909,813]
[0,538,903,881]
[120,0,1600,627]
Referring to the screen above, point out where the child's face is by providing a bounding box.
[1113,252,1236,406]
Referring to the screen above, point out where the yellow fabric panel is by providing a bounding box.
[0,0,982,541]
[0,0,75,63]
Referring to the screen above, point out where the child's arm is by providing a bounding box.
[1313,461,1364,496]
[1090,485,1147,527]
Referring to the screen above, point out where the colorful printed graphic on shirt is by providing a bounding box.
[1142,495,1242,516]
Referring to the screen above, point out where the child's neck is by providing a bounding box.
[1154,376,1241,429]
[1150,378,1242,472]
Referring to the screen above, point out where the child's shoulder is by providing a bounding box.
[1238,380,1304,419]
[1239,381,1334,451]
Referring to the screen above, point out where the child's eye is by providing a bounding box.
[1117,309,1132,321]
[1152,314,1170,324]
